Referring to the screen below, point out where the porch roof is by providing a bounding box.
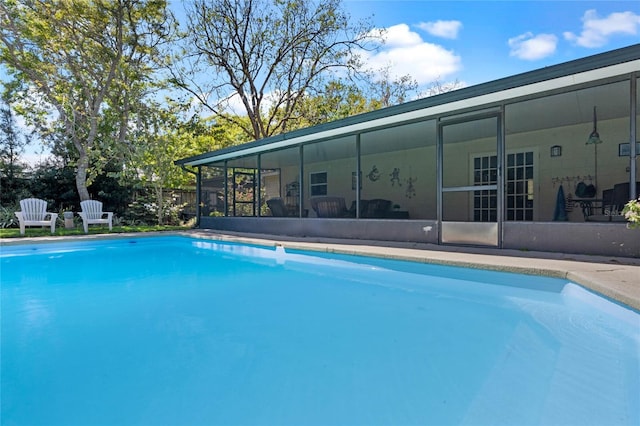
[175,44,640,167]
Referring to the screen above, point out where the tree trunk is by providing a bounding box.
[76,152,91,201]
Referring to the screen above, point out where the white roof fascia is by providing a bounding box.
[187,59,640,167]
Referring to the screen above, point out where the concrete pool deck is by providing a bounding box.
[2,230,639,311]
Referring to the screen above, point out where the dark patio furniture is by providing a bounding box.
[310,196,351,218]
[582,182,639,222]
[348,199,407,218]
[363,199,393,218]
[266,198,290,217]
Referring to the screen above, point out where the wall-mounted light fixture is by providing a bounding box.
[550,145,562,157]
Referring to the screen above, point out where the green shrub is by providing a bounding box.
[122,196,157,226]
[122,191,188,226]
[0,204,19,228]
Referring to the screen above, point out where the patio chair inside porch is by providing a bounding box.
[310,196,351,218]
[583,181,640,222]
[348,199,395,218]
[267,198,291,217]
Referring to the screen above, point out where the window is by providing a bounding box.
[506,151,534,221]
[310,171,327,196]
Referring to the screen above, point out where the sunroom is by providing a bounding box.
[176,44,640,258]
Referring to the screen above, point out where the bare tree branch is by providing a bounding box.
[173,0,379,140]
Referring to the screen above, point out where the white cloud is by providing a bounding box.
[361,24,462,87]
[382,24,423,47]
[564,9,640,48]
[416,20,462,39]
[508,32,558,60]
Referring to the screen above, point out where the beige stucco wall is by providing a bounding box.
[359,146,437,219]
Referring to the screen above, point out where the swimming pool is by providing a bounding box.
[1,236,638,425]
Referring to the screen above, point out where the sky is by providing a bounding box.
[339,0,640,91]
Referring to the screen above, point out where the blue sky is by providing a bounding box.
[340,1,640,90]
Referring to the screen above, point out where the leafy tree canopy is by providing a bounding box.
[0,0,177,200]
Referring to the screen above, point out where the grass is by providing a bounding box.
[0,224,191,239]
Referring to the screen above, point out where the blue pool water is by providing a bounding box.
[1,236,638,425]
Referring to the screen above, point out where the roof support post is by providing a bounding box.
[356,134,361,218]
[630,73,637,200]
[298,146,304,217]
[257,155,262,217]
[224,160,229,216]
[196,167,201,227]
[436,117,443,230]
[497,106,505,249]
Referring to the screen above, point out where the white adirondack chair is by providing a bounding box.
[15,198,58,235]
[79,200,113,233]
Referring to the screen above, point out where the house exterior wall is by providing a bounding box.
[187,48,640,258]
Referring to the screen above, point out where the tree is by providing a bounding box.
[172,0,380,141]
[0,0,176,201]
[282,79,374,129]
[27,159,78,209]
[367,65,419,109]
[125,99,240,224]
[0,100,28,178]
[424,78,463,97]
[0,99,29,204]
